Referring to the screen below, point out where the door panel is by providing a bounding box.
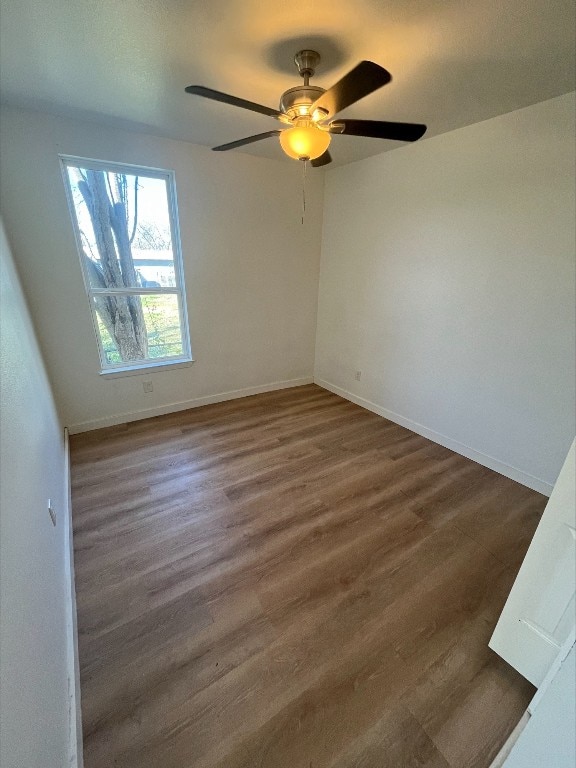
[489,440,576,687]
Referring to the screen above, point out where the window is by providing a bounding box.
[61,156,192,374]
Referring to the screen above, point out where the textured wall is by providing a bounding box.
[0,221,73,767]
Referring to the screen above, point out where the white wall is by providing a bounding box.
[0,222,76,767]
[0,106,324,432]
[315,93,576,493]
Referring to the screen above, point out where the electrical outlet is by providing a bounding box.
[355,371,362,381]
[48,500,56,527]
[143,381,153,393]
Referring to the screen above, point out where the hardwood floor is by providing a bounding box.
[70,384,546,768]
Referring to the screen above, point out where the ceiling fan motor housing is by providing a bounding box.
[279,85,327,121]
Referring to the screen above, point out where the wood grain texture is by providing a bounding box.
[70,384,546,768]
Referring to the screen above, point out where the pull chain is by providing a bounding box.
[301,159,308,225]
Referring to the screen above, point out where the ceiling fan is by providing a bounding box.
[185,50,427,167]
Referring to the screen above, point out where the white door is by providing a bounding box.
[501,643,576,768]
[489,440,576,687]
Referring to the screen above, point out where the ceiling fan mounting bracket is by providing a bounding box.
[294,50,321,82]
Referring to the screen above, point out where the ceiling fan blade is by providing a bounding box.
[311,151,332,168]
[329,119,427,142]
[185,85,286,121]
[310,61,392,119]
[212,131,282,152]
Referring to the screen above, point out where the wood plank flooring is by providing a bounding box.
[70,384,546,768]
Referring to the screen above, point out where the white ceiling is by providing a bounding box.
[1,0,574,167]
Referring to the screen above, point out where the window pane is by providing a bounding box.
[94,294,184,365]
[62,157,191,372]
[66,167,177,289]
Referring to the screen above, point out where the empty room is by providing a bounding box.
[0,0,575,767]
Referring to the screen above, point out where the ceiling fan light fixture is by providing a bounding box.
[279,119,331,161]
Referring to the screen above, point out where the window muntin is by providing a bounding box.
[61,157,191,373]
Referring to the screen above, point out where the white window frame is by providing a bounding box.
[60,155,193,375]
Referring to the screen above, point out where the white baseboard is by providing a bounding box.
[63,427,83,767]
[315,378,553,496]
[67,377,314,434]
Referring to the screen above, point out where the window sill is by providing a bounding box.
[99,358,194,379]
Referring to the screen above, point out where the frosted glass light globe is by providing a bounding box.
[279,119,331,161]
